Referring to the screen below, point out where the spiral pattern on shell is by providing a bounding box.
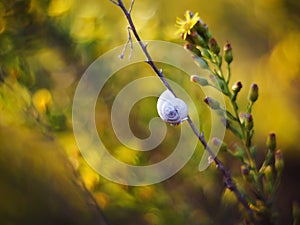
[157,90,188,125]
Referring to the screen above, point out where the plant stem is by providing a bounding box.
[214,59,258,172]
[212,55,264,199]
[186,117,254,218]
[226,63,231,84]
[112,0,254,220]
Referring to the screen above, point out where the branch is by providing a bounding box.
[111,0,254,220]
[186,117,253,218]
[119,26,133,59]
[115,0,176,96]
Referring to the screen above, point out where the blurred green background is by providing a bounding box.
[0,0,299,224]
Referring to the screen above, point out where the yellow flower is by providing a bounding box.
[176,11,200,40]
[32,89,52,113]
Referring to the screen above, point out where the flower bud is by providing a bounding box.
[191,31,207,48]
[264,165,274,194]
[241,164,252,182]
[209,74,226,93]
[212,137,221,146]
[211,137,227,151]
[194,20,210,41]
[241,164,250,176]
[241,113,253,131]
[232,81,242,93]
[248,83,259,103]
[192,55,209,69]
[209,38,220,55]
[190,75,209,86]
[266,133,276,152]
[264,165,274,182]
[201,48,212,60]
[231,81,242,101]
[184,34,195,43]
[275,149,284,174]
[204,96,221,110]
[223,41,233,64]
[209,74,217,84]
[184,43,201,57]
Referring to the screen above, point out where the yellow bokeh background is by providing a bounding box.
[0,0,299,224]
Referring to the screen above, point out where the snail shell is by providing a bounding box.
[157,90,188,125]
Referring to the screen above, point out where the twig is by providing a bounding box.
[109,0,119,6]
[111,0,254,220]
[128,0,135,13]
[114,0,176,97]
[119,26,133,59]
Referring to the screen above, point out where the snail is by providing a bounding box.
[157,90,188,125]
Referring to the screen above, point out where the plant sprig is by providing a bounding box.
[111,0,255,221]
[179,10,283,224]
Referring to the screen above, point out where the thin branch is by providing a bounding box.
[119,27,133,59]
[109,0,119,6]
[128,0,135,13]
[115,0,176,97]
[112,0,254,220]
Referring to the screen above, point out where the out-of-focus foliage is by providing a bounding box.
[0,0,299,224]
[0,124,107,225]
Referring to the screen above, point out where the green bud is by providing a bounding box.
[264,165,274,194]
[184,43,201,57]
[204,96,220,110]
[201,48,212,60]
[209,74,217,84]
[232,81,242,93]
[190,75,209,86]
[275,149,284,174]
[241,164,253,182]
[248,83,259,103]
[266,133,276,152]
[192,55,209,69]
[264,165,274,182]
[241,164,250,176]
[194,20,210,41]
[194,19,206,33]
[191,31,207,48]
[211,137,227,151]
[209,74,227,93]
[223,41,233,64]
[209,38,220,55]
[217,79,227,94]
[206,31,212,41]
[231,81,242,101]
[185,34,195,44]
[241,113,253,131]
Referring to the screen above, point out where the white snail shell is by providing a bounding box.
[157,90,188,125]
